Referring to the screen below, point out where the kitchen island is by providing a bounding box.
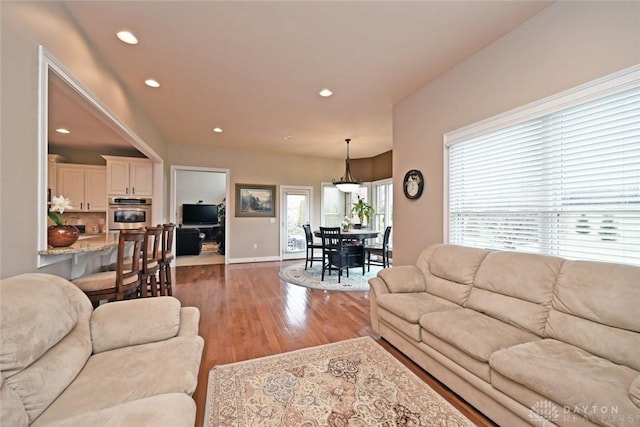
[38,232,120,256]
[38,232,121,279]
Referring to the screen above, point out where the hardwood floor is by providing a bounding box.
[172,261,495,427]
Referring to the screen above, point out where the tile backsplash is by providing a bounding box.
[62,212,107,234]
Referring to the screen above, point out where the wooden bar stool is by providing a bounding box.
[140,226,163,297]
[72,229,144,308]
[160,223,176,296]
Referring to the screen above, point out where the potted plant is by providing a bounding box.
[217,199,226,255]
[350,196,375,228]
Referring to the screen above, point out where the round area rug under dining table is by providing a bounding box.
[278,262,382,292]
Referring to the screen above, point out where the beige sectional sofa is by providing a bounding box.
[0,273,204,426]
[369,244,640,427]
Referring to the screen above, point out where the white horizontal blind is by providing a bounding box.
[448,85,640,266]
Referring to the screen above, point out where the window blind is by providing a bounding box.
[448,85,640,266]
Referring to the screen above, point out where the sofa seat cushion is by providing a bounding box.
[420,309,540,363]
[31,336,204,425]
[377,293,461,341]
[489,339,640,425]
[377,292,461,324]
[419,331,494,382]
[34,393,196,427]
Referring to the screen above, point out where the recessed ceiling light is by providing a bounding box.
[144,79,160,88]
[116,31,138,45]
[213,127,223,133]
[319,88,333,97]
[55,128,70,134]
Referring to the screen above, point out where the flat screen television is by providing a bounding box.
[182,203,218,225]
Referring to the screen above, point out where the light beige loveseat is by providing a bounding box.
[0,273,204,426]
[369,244,640,427]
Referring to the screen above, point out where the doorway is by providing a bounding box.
[170,166,230,265]
[281,186,313,260]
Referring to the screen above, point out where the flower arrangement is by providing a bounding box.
[341,216,352,231]
[48,195,73,226]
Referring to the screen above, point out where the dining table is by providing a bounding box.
[314,228,379,272]
[313,228,379,242]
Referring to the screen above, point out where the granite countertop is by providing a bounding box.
[39,232,120,256]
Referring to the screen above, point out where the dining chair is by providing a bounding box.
[71,229,145,308]
[302,224,323,270]
[160,223,176,296]
[320,227,350,283]
[365,226,392,271]
[140,226,163,297]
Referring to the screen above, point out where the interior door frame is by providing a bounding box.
[280,185,313,260]
[170,165,230,264]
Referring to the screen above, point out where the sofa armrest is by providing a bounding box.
[91,297,182,354]
[377,265,426,293]
[177,306,200,337]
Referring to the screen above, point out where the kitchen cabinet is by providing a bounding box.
[103,156,153,197]
[48,154,65,198]
[56,164,107,211]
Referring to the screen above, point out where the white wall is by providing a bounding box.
[0,1,168,278]
[168,144,344,261]
[5,1,637,276]
[392,1,640,265]
[175,170,226,223]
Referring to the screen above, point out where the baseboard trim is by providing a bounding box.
[229,256,281,264]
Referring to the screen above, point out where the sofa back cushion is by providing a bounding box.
[545,260,640,371]
[467,251,564,336]
[0,274,93,423]
[416,244,489,306]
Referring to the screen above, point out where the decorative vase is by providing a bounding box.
[47,225,79,247]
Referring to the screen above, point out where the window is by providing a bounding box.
[445,66,640,266]
[321,183,345,227]
[372,179,393,244]
[321,183,375,227]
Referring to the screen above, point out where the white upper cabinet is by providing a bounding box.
[56,164,107,212]
[84,167,107,211]
[103,156,153,197]
[129,161,153,196]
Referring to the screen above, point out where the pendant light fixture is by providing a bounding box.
[333,138,361,193]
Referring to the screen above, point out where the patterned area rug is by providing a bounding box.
[205,337,474,426]
[278,263,381,292]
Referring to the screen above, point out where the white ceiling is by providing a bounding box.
[52,1,550,160]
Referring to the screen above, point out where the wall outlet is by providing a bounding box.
[253,243,258,249]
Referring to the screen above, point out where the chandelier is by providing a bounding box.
[333,138,361,193]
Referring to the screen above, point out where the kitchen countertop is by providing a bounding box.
[38,232,120,256]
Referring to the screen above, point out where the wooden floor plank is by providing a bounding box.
[171,261,495,427]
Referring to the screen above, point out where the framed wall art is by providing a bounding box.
[235,184,276,217]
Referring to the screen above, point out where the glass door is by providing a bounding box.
[281,186,312,260]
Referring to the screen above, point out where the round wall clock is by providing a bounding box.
[403,169,424,200]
